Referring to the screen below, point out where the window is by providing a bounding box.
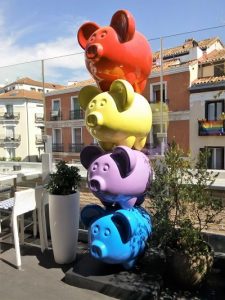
[53,128,62,144]
[205,100,224,121]
[5,104,13,114]
[150,82,167,103]
[71,97,80,110]
[214,63,225,77]
[72,127,82,144]
[7,148,15,159]
[207,147,224,170]
[30,87,36,91]
[52,99,60,112]
[6,126,15,141]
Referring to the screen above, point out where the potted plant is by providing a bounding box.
[147,141,223,288]
[11,156,22,171]
[46,160,81,264]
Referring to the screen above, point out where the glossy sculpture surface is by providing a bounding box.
[78,79,152,151]
[80,145,152,209]
[77,9,152,94]
[81,204,152,269]
[78,9,153,269]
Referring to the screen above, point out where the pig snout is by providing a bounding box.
[87,112,103,127]
[86,44,103,60]
[89,177,106,192]
[91,241,107,258]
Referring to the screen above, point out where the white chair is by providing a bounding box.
[0,187,48,269]
[34,185,48,252]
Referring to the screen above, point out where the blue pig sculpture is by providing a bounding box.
[81,204,152,269]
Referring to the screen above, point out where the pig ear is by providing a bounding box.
[110,10,135,43]
[80,145,104,169]
[110,146,137,178]
[78,85,101,110]
[110,79,134,111]
[77,22,100,49]
[112,209,137,243]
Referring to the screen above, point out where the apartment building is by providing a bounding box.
[189,48,225,169]
[45,79,95,162]
[45,37,225,169]
[0,77,65,161]
[143,37,224,165]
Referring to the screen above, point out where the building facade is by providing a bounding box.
[0,77,65,161]
[45,79,95,162]
[44,37,225,170]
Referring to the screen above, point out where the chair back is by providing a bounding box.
[13,188,36,216]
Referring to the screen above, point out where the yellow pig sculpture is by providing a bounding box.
[78,79,152,151]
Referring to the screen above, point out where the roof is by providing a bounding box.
[198,48,225,64]
[153,37,223,60]
[0,89,44,101]
[152,59,190,73]
[191,75,225,87]
[58,78,96,90]
[2,77,65,90]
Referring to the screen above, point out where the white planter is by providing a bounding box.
[49,192,80,264]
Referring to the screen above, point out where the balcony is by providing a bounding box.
[35,113,44,123]
[0,112,20,122]
[52,143,64,152]
[69,143,84,153]
[35,135,44,145]
[0,135,21,146]
[198,120,225,136]
[69,109,84,120]
[50,110,62,121]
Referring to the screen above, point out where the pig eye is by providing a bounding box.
[92,225,100,235]
[104,228,110,237]
[89,34,96,42]
[100,31,107,38]
[89,100,96,109]
[92,163,98,171]
[100,99,107,107]
[103,164,109,172]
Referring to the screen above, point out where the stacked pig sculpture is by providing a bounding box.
[77,9,153,269]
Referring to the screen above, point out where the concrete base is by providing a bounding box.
[64,252,162,300]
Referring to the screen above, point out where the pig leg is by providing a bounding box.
[123,259,136,270]
[98,141,115,151]
[134,137,147,150]
[119,136,135,148]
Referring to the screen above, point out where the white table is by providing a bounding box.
[0,174,17,196]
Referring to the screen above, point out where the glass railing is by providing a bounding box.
[0,25,224,163]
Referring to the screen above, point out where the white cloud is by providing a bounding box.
[0,9,89,85]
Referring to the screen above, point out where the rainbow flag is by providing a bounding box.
[199,120,225,136]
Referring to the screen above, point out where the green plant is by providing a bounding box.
[46,160,81,195]
[11,156,22,162]
[148,140,223,258]
[0,157,6,161]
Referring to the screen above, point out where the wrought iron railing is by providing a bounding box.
[69,109,84,120]
[69,143,84,153]
[0,112,20,121]
[35,135,44,144]
[52,143,64,152]
[50,110,62,121]
[35,113,44,122]
[0,135,21,144]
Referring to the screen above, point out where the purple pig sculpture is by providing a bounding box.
[80,145,152,209]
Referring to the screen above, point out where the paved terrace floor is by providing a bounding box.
[0,239,116,300]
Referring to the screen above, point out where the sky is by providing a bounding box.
[0,0,224,85]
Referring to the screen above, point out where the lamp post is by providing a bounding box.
[156,37,167,155]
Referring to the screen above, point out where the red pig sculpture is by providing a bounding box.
[77,10,152,94]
